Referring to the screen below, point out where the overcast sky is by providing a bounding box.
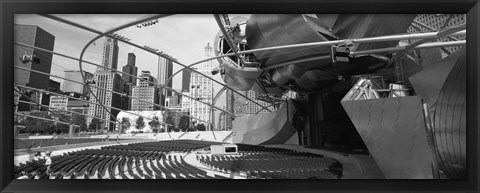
[14,14,250,115]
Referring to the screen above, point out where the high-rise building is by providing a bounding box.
[14,24,55,90]
[87,37,124,131]
[121,53,138,110]
[63,70,94,95]
[157,54,174,106]
[182,68,192,92]
[189,43,215,130]
[14,24,55,111]
[131,71,160,111]
[122,53,138,85]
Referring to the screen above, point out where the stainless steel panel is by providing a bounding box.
[341,97,434,179]
[432,49,466,179]
[409,49,466,179]
[232,100,297,145]
[245,14,414,92]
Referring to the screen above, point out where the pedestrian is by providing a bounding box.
[44,151,52,175]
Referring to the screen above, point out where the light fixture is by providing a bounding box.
[211,68,220,75]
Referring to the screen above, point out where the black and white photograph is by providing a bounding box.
[12,14,467,180]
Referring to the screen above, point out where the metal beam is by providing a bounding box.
[349,40,465,55]
[213,14,244,68]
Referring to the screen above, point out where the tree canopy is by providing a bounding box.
[196,123,206,131]
[149,116,161,132]
[72,114,88,132]
[88,117,102,132]
[135,116,145,130]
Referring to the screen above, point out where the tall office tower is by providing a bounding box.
[131,71,160,111]
[121,53,138,110]
[122,53,138,85]
[14,24,55,111]
[189,43,215,130]
[157,54,174,106]
[63,70,94,95]
[14,24,55,89]
[87,37,124,131]
[182,68,192,92]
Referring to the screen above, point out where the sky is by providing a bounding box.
[14,14,250,117]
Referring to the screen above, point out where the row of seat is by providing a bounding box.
[16,140,341,180]
[42,140,225,179]
[197,145,343,179]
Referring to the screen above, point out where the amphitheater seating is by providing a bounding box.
[15,140,342,179]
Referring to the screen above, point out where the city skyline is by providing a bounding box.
[13,14,251,113]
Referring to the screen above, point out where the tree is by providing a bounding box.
[135,116,145,130]
[172,112,182,130]
[88,118,101,132]
[22,112,54,134]
[165,115,175,132]
[72,114,88,132]
[178,115,190,132]
[196,123,206,131]
[121,117,130,130]
[149,116,161,133]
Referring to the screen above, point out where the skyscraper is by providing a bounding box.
[87,37,124,131]
[14,24,55,90]
[122,53,138,85]
[182,68,192,93]
[122,53,138,110]
[131,71,160,111]
[189,43,215,130]
[63,70,94,95]
[14,24,55,111]
[157,54,174,106]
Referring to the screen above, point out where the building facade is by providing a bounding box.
[166,90,182,108]
[14,24,55,111]
[121,52,138,110]
[14,24,55,90]
[182,68,192,93]
[63,70,94,95]
[157,54,174,106]
[87,37,124,131]
[181,92,190,112]
[131,71,160,111]
[122,53,138,85]
[49,95,69,114]
[189,43,215,129]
